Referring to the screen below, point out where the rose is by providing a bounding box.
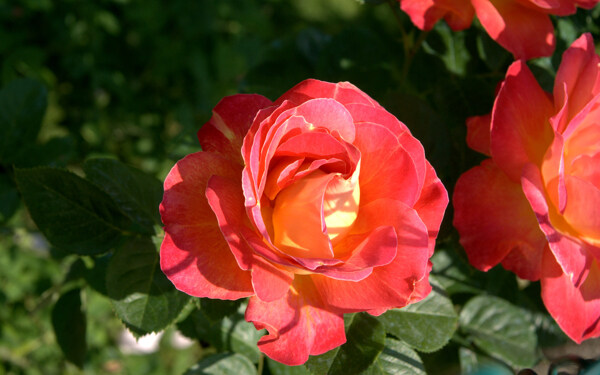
[160,79,448,365]
[453,34,600,342]
[398,0,598,59]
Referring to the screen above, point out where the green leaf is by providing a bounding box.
[184,353,257,375]
[177,306,262,363]
[15,167,132,255]
[363,338,426,375]
[84,158,163,233]
[199,298,243,321]
[459,347,513,375]
[0,78,47,164]
[378,276,458,352]
[51,288,87,368]
[423,23,470,76]
[431,247,486,295]
[305,313,385,375]
[0,173,19,222]
[106,237,190,336]
[268,358,311,375]
[459,295,538,368]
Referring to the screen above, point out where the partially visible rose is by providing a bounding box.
[398,0,599,59]
[160,79,448,365]
[454,34,600,342]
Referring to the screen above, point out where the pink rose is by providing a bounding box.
[160,79,448,365]
[399,0,599,59]
[454,34,600,342]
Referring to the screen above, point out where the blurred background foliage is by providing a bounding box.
[1,0,599,374]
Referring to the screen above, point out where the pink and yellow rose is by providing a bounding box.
[159,79,448,365]
[454,34,600,342]
[399,0,599,59]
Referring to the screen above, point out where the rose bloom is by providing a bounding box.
[160,79,448,365]
[454,34,600,342]
[398,0,599,59]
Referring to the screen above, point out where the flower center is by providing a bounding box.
[271,169,360,259]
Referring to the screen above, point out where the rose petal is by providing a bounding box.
[541,249,600,343]
[413,162,449,256]
[312,199,430,311]
[197,94,272,163]
[466,113,492,156]
[205,175,295,302]
[274,79,381,109]
[471,0,555,59]
[553,33,600,131]
[399,0,474,31]
[490,60,555,181]
[453,159,547,280]
[245,277,345,366]
[563,175,600,242]
[355,122,421,207]
[161,152,242,226]
[521,163,593,286]
[344,103,408,135]
[161,229,253,299]
[272,170,335,259]
[313,226,398,281]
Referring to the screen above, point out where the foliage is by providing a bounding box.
[1,0,598,373]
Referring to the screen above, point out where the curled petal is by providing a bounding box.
[313,199,430,312]
[521,163,593,286]
[541,249,600,343]
[246,277,345,366]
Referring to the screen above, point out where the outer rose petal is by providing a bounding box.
[274,79,381,108]
[161,231,253,299]
[453,159,547,280]
[246,277,345,366]
[471,0,555,59]
[541,249,600,343]
[466,113,492,156]
[160,152,254,298]
[399,0,474,31]
[414,162,450,256]
[490,60,555,182]
[197,94,272,164]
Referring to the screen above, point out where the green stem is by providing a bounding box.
[257,353,265,374]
